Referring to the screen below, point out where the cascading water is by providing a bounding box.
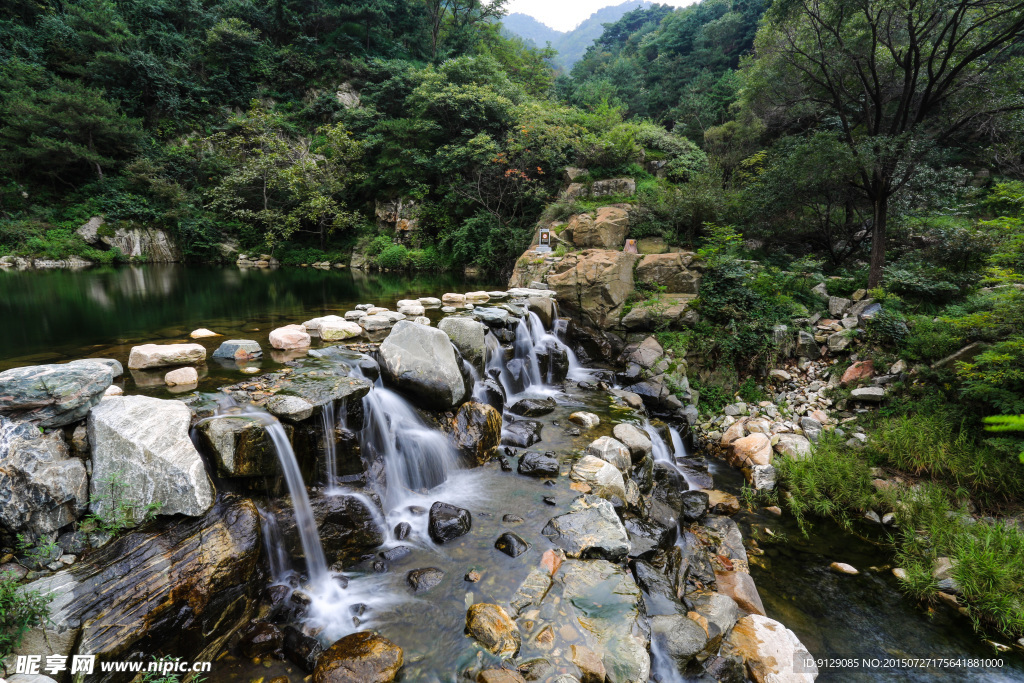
[349,365,459,510]
[321,400,338,492]
[257,507,293,583]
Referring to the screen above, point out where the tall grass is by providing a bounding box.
[866,413,1024,505]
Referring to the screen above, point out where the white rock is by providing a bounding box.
[465,291,491,303]
[164,367,198,386]
[586,436,631,471]
[769,369,791,381]
[103,385,123,398]
[88,396,215,523]
[830,561,859,575]
[367,306,390,315]
[569,412,600,429]
[269,324,311,350]
[344,310,367,321]
[612,423,652,461]
[413,316,431,326]
[190,328,219,338]
[569,455,626,501]
[128,343,206,370]
[318,318,363,341]
[441,293,465,304]
[419,297,442,307]
[360,314,392,332]
[723,615,817,682]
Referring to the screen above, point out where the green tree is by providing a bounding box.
[744,0,1024,287]
[0,62,142,185]
[206,103,363,251]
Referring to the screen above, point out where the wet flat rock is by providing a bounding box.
[541,495,630,561]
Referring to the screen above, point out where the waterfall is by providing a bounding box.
[321,400,338,492]
[642,421,698,491]
[349,365,459,510]
[512,314,544,390]
[199,400,330,584]
[258,507,293,583]
[262,413,330,583]
[650,634,688,682]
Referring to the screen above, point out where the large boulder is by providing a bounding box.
[570,206,629,249]
[450,401,502,465]
[542,495,629,561]
[0,424,88,538]
[612,423,653,462]
[546,249,641,330]
[650,614,709,668]
[269,325,311,350]
[569,455,627,501]
[634,253,701,294]
[428,501,472,544]
[585,436,631,471]
[308,316,363,341]
[88,396,215,523]
[128,343,206,370]
[773,433,813,460]
[195,416,279,478]
[0,361,113,427]
[380,320,468,410]
[466,603,520,658]
[557,559,650,683]
[18,499,261,677]
[438,317,486,370]
[721,614,818,683]
[314,632,403,683]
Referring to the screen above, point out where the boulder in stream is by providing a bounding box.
[517,451,559,477]
[380,320,468,410]
[314,631,404,683]
[212,339,263,361]
[569,455,626,501]
[509,397,557,417]
[542,495,629,561]
[450,401,502,465]
[612,423,652,461]
[466,603,520,658]
[88,395,215,523]
[585,436,631,471]
[650,614,710,668]
[406,567,445,593]
[721,614,818,683]
[196,415,280,478]
[428,501,472,544]
[502,419,542,447]
[278,493,386,569]
[127,342,206,369]
[0,361,113,427]
[438,317,486,369]
[495,531,530,557]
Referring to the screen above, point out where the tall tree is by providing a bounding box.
[745,0,1024,286]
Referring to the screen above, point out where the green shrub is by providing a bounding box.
[374,244,410,269]
[0,572,50,658]
[692,378,729,415]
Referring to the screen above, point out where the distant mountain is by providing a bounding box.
[503,1,655,71]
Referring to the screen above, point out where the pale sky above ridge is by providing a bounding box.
[504,0,697,32]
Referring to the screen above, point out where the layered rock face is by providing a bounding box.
[0,361,114,427]
[76,217,181,262]
[17,498,262,681]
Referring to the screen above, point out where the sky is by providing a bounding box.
[503,0,696,32]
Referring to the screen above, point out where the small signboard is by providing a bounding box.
[536,228,552,253]
[624,239,638,254]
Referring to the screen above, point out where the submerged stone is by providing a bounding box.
[542,495,629,561]
[495,531,530,558]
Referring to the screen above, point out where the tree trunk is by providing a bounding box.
[868,195,888,288]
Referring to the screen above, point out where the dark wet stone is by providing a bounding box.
[57,531,89,555]
[283,624,323,673]
[535,338,569,384]
[262,584,291,619]
[237,620,283,658]
[499,456,513,472]
[651,613,709,668]
[624,517,672,559]
[632,455,655,494]
[509,397,557,417]
[380,546,412,562]
[543,496,556,506]
[633,560,684,616]
[480,377,506,415]
[279,494,386,569]
[704,654,746,683]
[679,490,710,522]
[502,419,542,447]
[406,567,445,593]
[428,501,472,544]
[495,532,530,558]
[517,451,559,477]
[393,522,411,540]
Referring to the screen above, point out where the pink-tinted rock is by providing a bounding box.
[269,324,311,350]
[841,360,875,386]
[730,433,772,466]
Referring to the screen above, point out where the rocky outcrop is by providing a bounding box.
[0,361,113,427]
[634,252,702,294]
[566,178,637,199]
[77,217,181,262]
[569,206,629,249]
[88,396,215,523]
[0,424,88,538]
[546,250,641,329]
[18,498,262,681]
[380,320,468,410]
